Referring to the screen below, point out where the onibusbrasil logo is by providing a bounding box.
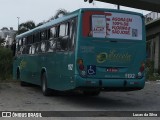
[96,50,132,63]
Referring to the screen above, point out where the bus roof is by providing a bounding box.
[16,9,80,40]
[16,8,143,40]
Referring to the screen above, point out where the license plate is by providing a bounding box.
[106,68,118,72]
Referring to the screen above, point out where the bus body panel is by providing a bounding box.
[74,9,146,90]
[47,51,76,90]
[76,40,145,79]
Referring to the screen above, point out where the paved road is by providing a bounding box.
[0,81,160,120]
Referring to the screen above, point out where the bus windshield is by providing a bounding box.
[82,11,143,40]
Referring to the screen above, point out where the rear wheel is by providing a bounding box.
[41,72,51,96]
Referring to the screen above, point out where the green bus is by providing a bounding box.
[13,8,146,96]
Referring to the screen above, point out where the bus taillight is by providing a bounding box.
[139,63,145,72]
[77,59,86,76]
[77,59,83,65]
[79,65,85,70]
[137,63,145,78]
[77,59,85,70]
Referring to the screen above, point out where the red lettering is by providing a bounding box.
[112,29,130,35]
[112,17,132,22]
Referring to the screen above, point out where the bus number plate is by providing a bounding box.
[125,74,135,78]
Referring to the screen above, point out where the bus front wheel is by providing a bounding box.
[41,72,51,96]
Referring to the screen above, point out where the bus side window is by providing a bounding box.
[34,33,40,43]
[22,38,27,54]
[27,35,33,44]
[23,38,26,45]
[47,39,56,52]
[41,30,47,41]
[25,37,29,54]
[47,27,56,52]
[30,44,36,55]
[35,43,39,54]
[40,41,46,53]
[59,24,66,37]
[16,41,19,56]
[57,23,69,51]
[50,27,56,39]
[18,39,23,55]
[47,29,50,40]
[19,39,22,46]
[69,18,77,51]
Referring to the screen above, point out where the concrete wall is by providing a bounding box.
[154,35,159,70]
[146,20,160,71]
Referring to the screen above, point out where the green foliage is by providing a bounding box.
[17,21,36,35]
[36,22,45,27]
[49,9,69,21]
[0,37,5,46]
[145,60,160,81]
[0,47,13,81]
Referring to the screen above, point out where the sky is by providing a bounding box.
[0,0,150,30]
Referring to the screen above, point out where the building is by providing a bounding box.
[0,27,17,47]
[145,12,160,72]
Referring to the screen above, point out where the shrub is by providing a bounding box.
[0,47,13,81]
[145,60,160,81]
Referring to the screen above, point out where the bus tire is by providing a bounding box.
[41,72,51,96]
[83,90,100,96]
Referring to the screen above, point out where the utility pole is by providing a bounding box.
[117,4,120,10]
[17,17,20,31]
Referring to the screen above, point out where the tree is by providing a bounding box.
[36,22,46,27]
[0,37,5,47]
[18,9,69,34]
[48,9,69,21]
[17,21,36,35]
[36,9,69,27]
